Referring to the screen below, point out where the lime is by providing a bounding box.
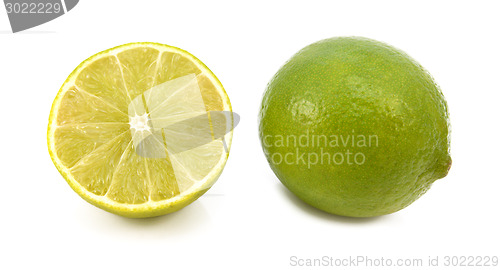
[259,37,451,217]
[48,42,233,218]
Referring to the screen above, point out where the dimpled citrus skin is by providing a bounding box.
[259,37,451,217]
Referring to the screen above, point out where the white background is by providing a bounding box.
[1,1,499,269]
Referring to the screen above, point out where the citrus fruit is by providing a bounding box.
[48,42,233,218]
[259,37,451,217]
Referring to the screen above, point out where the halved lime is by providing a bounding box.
[48,42,233,218]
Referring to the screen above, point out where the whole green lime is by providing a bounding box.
[259,37,451,217]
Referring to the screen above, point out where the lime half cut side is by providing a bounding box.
[48,42,233,218]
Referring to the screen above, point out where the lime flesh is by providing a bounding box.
[48,43,233,218]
